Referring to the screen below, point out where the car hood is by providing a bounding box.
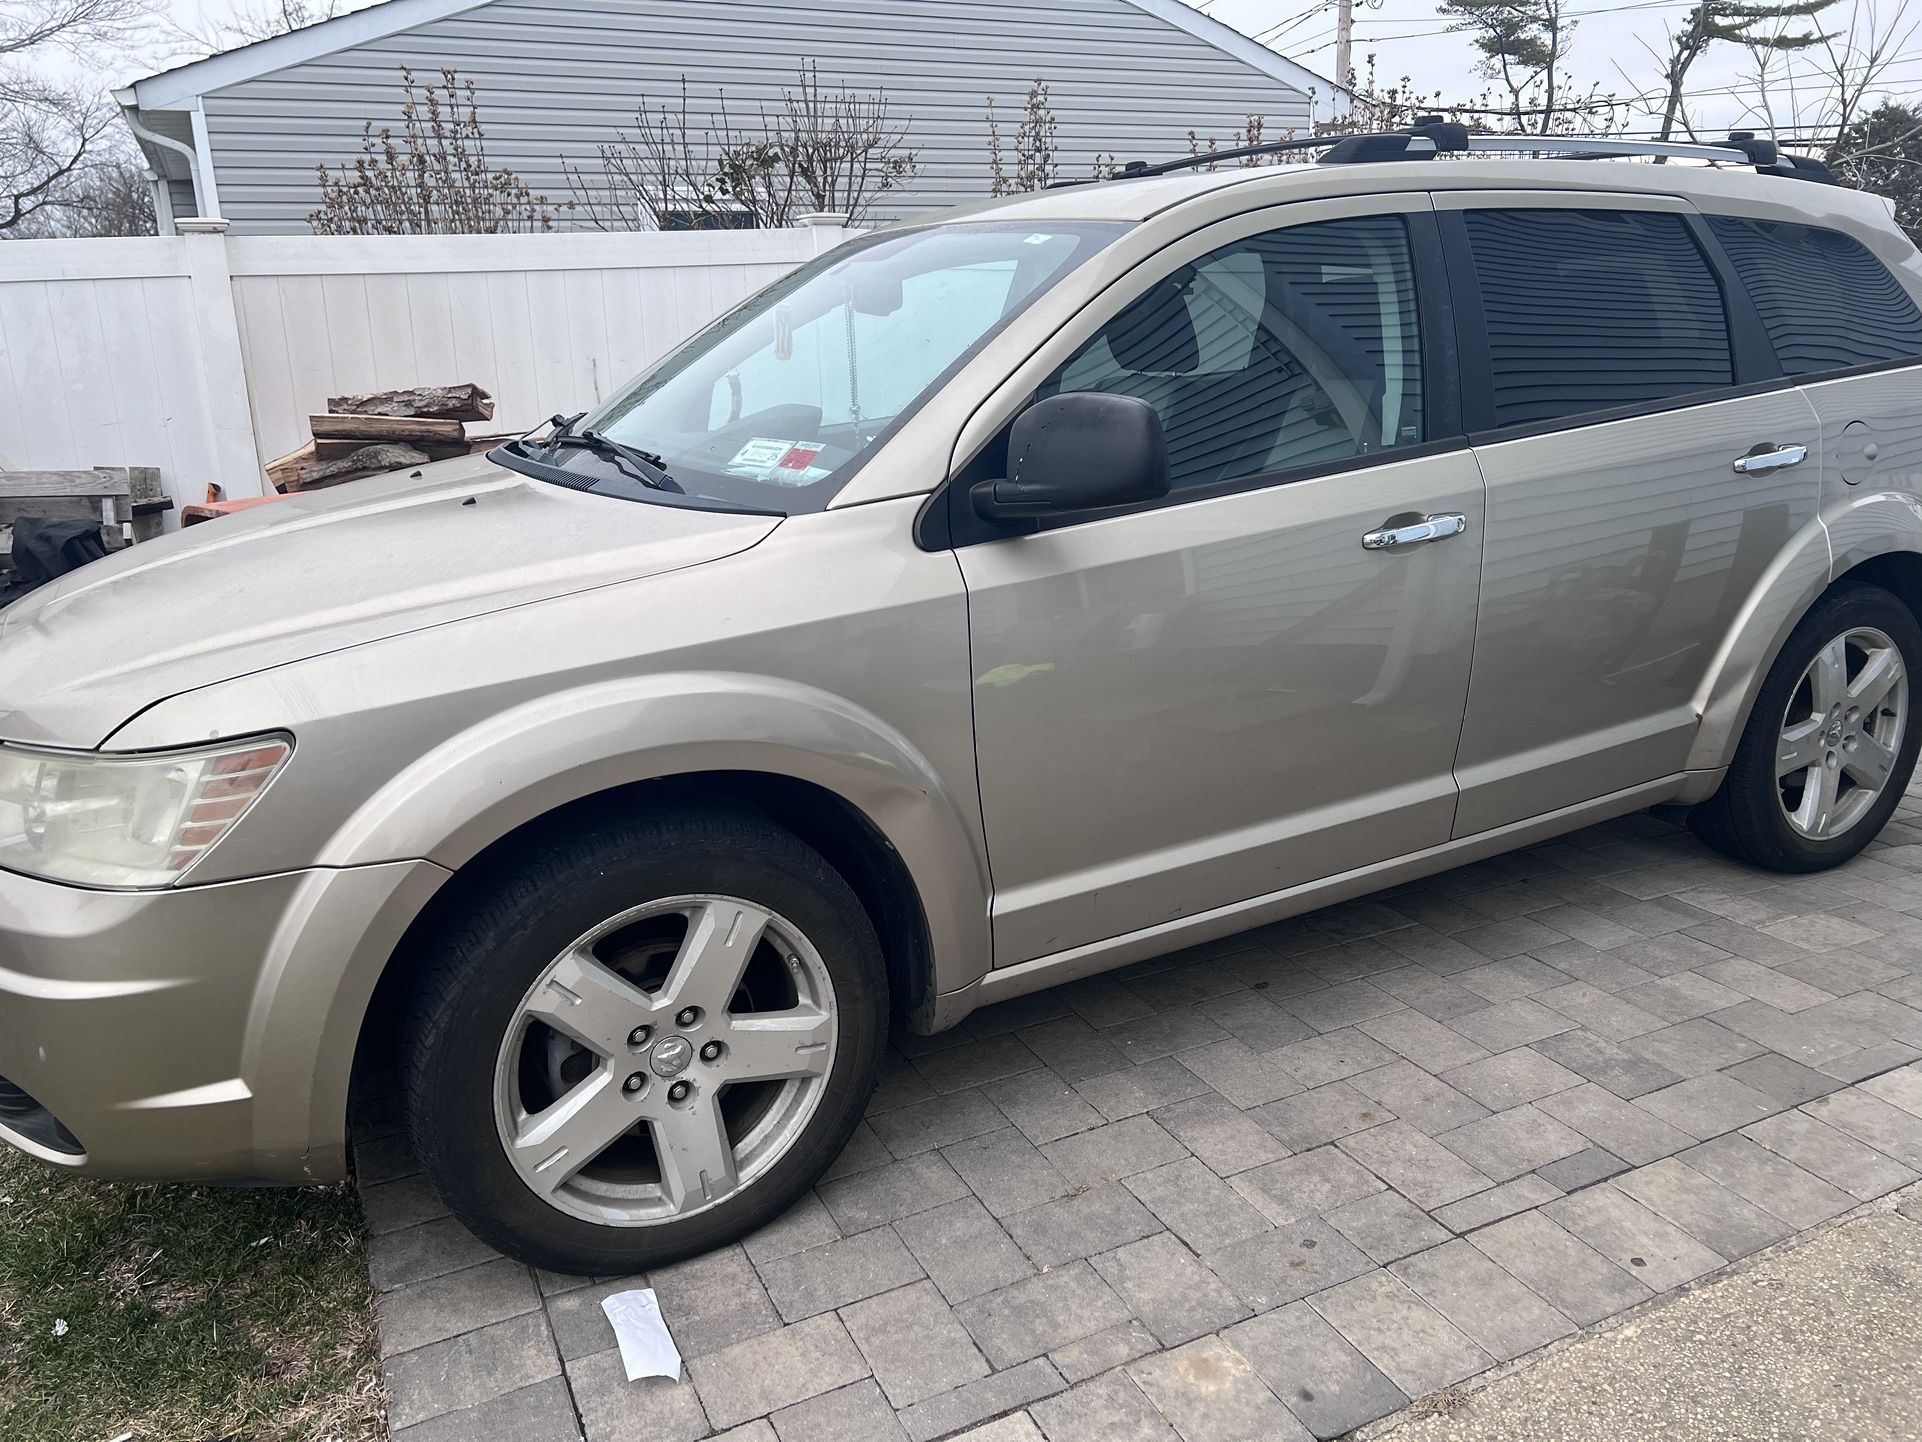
[0,455,781,748]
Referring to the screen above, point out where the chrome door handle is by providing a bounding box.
[1733,443,1808,475]
[1361,512,1468,551]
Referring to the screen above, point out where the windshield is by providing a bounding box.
[531,221,1126,513]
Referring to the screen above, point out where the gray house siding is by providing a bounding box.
[191,0,1318,233]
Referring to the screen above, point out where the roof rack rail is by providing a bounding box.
[1097,118,1836,186]
[1103,134,1348,181]
[1451,131,1837,183]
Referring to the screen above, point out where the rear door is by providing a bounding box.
[1440,192,1823,835]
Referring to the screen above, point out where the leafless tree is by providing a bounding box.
[733,63,918,224]
[310,67,558,235]
[566,64,917,230]
[565,80,731,230]
[1786,0,1914,145]
[985,78,1059,195]
[1644,0,1838,144]
[166,0,349,58]
[11,146,155,235]
[2,0,157,233]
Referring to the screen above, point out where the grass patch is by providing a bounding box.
[0,1148,385,1442]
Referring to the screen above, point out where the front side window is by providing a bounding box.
[1039,214,1425,492]
[1708,216,1922,376]
[1466,209,1733,427]
[560,221,1125,512]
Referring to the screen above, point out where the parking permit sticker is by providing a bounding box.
[776,445,822,472]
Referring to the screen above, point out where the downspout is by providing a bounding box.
[147,167,175,233]
[116,100,203,236]
[188,102,225,221]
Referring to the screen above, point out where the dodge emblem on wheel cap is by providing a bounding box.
[649,1035,694,1078]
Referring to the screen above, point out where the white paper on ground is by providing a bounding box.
[601,1288,683,1383]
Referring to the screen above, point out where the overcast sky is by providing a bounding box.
[134,0,1918,141]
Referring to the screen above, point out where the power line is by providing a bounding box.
[1252,2,1337,46]
[1274,0,1704,50]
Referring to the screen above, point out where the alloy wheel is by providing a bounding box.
[1776,625,1907,841]
[492,895,837,1227]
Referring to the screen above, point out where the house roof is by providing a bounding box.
[115,0,1343,114]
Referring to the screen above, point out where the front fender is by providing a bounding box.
[315,670,993,1000]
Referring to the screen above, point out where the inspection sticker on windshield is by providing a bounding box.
[729,438,794,470]
[727,438,831,486]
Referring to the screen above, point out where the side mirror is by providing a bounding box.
[970,393,1171,521]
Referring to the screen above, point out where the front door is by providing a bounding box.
[955,198,1486,965]
[1438,196,1823,836]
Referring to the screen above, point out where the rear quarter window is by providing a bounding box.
[1707,216,1922,376]
[1464,209,1734,427]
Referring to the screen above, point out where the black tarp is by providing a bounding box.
[0,518,110,610]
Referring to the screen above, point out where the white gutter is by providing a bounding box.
[116,98,203,235]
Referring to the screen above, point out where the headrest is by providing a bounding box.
[1104,270,1200,374]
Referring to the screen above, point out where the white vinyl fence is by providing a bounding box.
[0,223,850,514]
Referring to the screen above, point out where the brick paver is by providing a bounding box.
[362,791,1922,1440]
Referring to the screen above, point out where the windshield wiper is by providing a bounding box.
[523,413,682,492]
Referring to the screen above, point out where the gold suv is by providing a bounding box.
[3,126,1920,1273]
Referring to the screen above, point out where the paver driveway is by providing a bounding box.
[358,785,1922,1441]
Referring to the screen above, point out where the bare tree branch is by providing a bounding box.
[162,0,349,62]
[1,0,158,233]
[0,0,153,59]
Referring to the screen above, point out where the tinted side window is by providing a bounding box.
[1465,209,1733,427]
[1707,216,1922,375]
[1042,215,1424,492]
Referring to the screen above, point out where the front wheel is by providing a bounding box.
[1691,583,1922,872]
[403,807,887,1273]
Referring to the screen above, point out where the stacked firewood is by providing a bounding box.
[265,383,513,493]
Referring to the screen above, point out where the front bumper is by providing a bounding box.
[0,859,446,1184]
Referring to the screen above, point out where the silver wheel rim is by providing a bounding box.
[493,894,837,1227]
[1777,625,1907,841]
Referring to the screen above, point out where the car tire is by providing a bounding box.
[1690,582,1922,873]
[402,805,887,1274]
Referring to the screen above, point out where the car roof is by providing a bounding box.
[928,156,1898,235]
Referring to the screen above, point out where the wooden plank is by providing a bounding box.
[326,383,495,422]
[308,413,466,445]
[311,434,468,463]
[123,466,166,504]
[274,442,430,493]
[264,441,314,494]
[0,471,132,498]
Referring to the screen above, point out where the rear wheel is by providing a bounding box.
[1691,583,1921,871]
[403,807,886,1273]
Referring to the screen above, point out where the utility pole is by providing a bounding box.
[1334,0,1354,91]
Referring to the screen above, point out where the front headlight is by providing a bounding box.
[0,736,291,888]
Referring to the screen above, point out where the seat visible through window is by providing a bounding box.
[1040,215,1425,492]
